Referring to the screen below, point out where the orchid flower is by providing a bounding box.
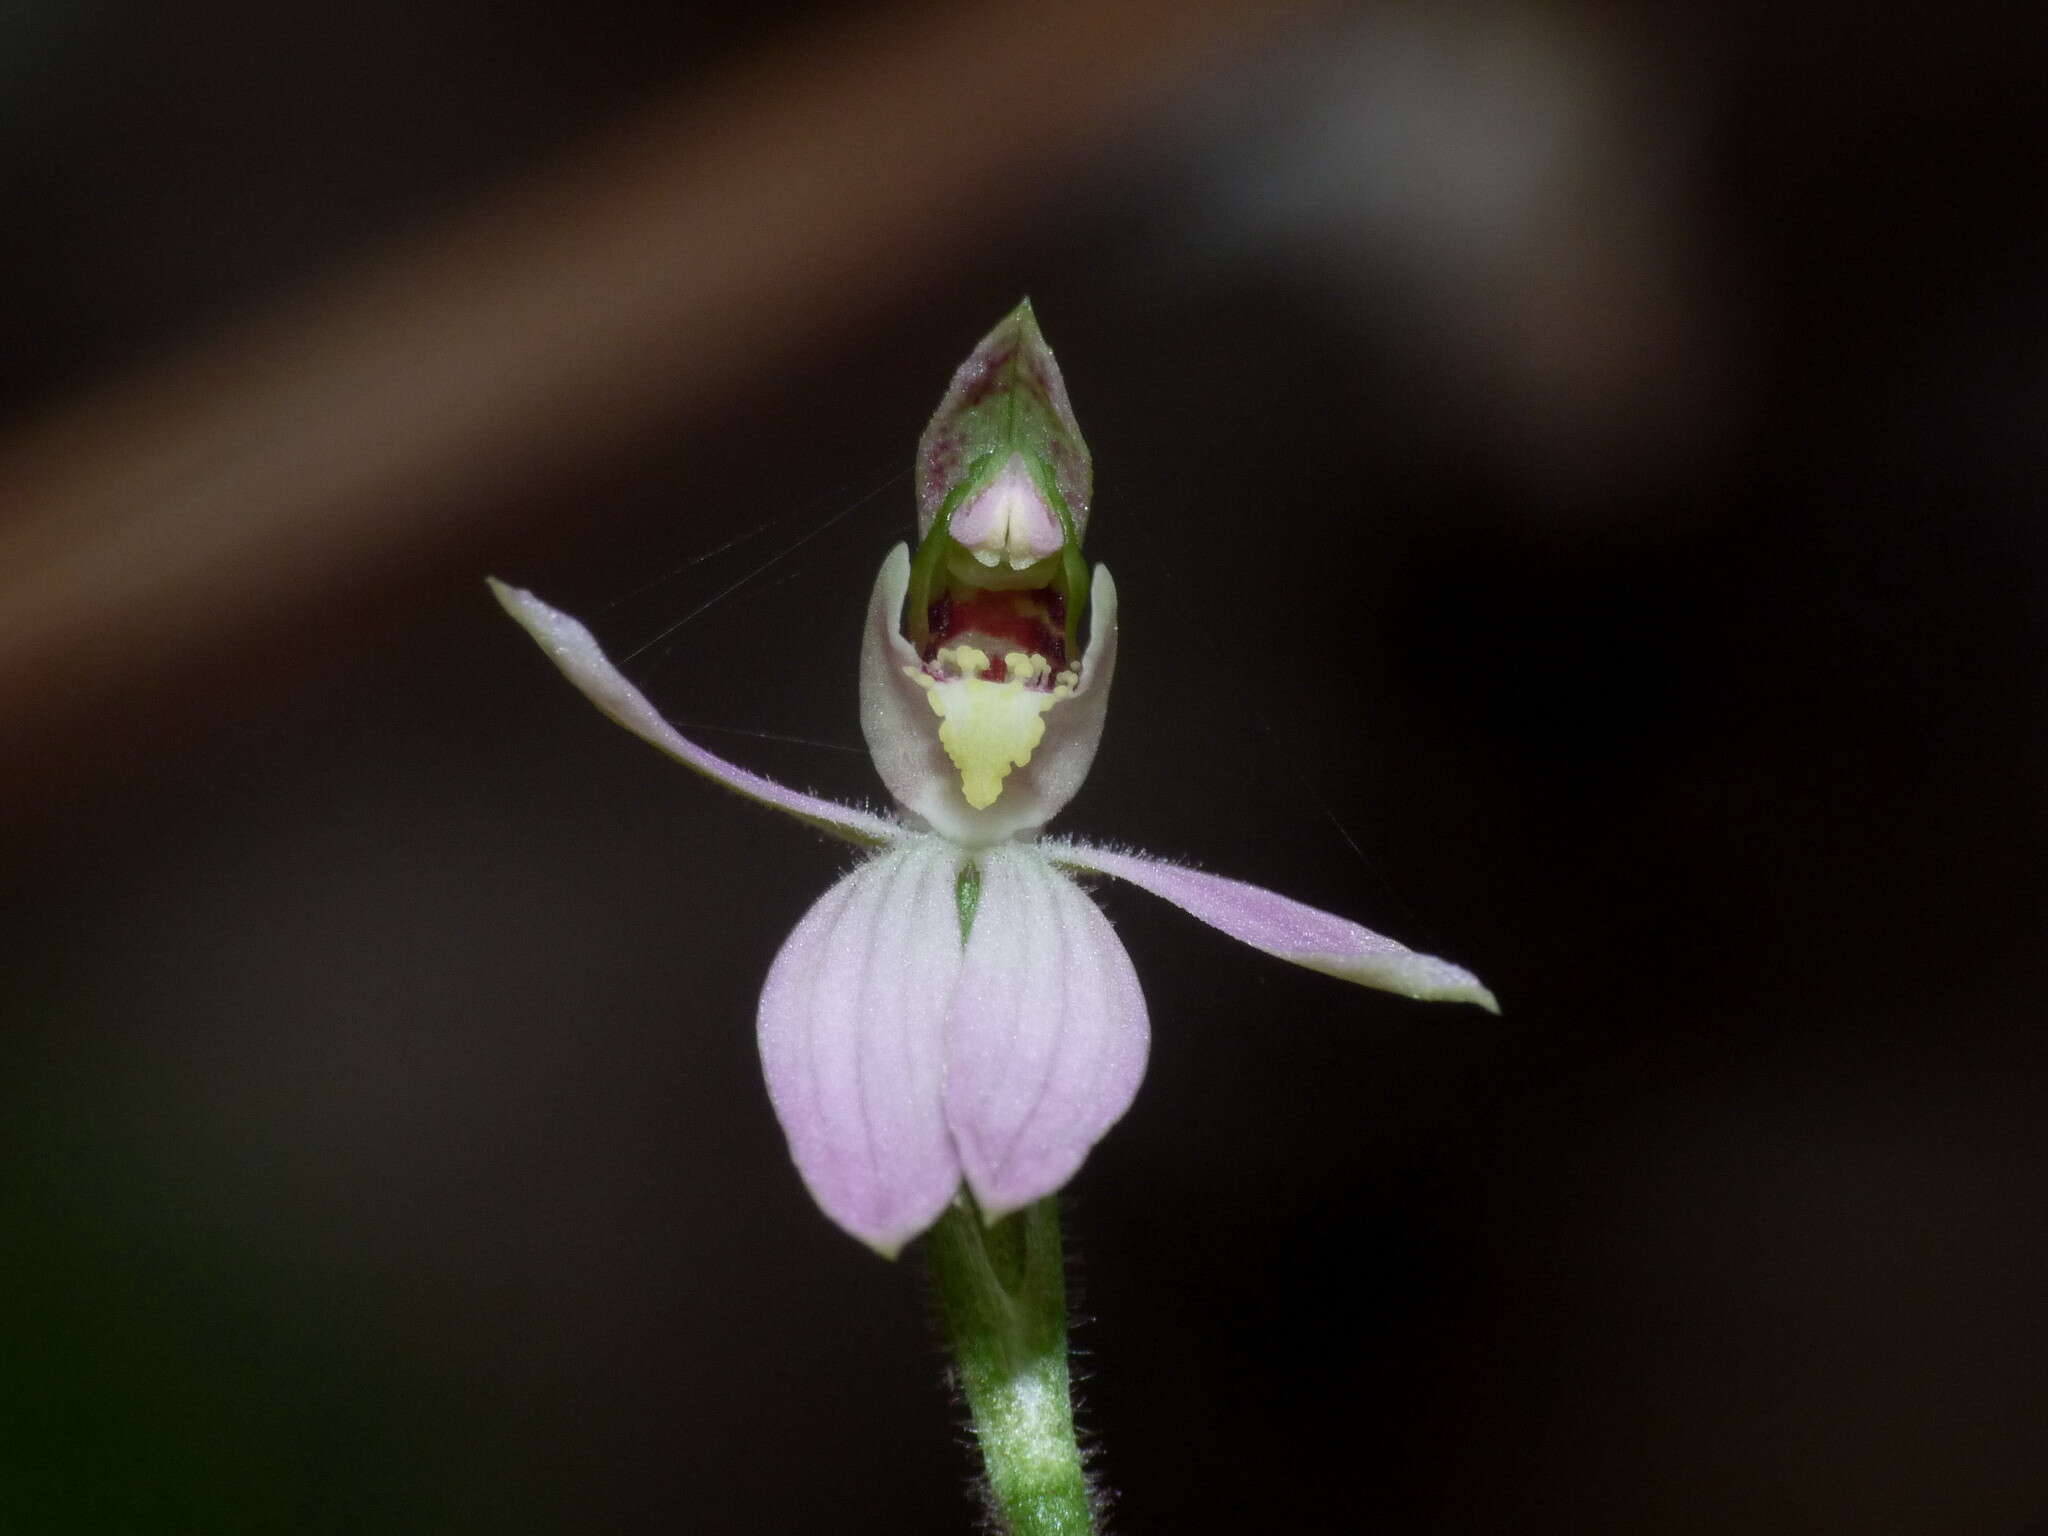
[491,301,1496,1257]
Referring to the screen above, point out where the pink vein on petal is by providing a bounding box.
[758,839,966,1255]
[944,846,1149,1220]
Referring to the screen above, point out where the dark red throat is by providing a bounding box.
[924,586,1068,682]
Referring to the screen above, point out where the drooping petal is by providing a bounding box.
[756,838,967,1256]
[1047,842,1500,1013]
[944,844,1149,1221]
[860,547,1119,846]
[491,580,897,846]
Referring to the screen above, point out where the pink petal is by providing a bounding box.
[944,844,1149,1220]
[491,580,897,846]
[1048,842,1501,1013]
[756,839,967,1256]
[859,546,1119,846]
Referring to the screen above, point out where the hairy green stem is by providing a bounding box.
[926,1197,1096,1535]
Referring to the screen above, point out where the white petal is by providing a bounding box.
[859,547,1118,845]
[492,579,896,846]
[944,844,1149,1219]
[756,839,967,1255]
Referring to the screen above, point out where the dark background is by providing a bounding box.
[2,2,2043,1530]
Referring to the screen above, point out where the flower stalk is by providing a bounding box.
[927,1196,1096,1536]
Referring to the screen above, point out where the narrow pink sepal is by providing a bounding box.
[1048,842,1501,1013]
[944,844,1150,1221]
[756,839,968,1256]
[490,579,897,846]
[858,548,1120,846]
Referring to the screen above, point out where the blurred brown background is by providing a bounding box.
[2,1,2043,1531]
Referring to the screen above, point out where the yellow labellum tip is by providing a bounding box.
[915,648,1071,810]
